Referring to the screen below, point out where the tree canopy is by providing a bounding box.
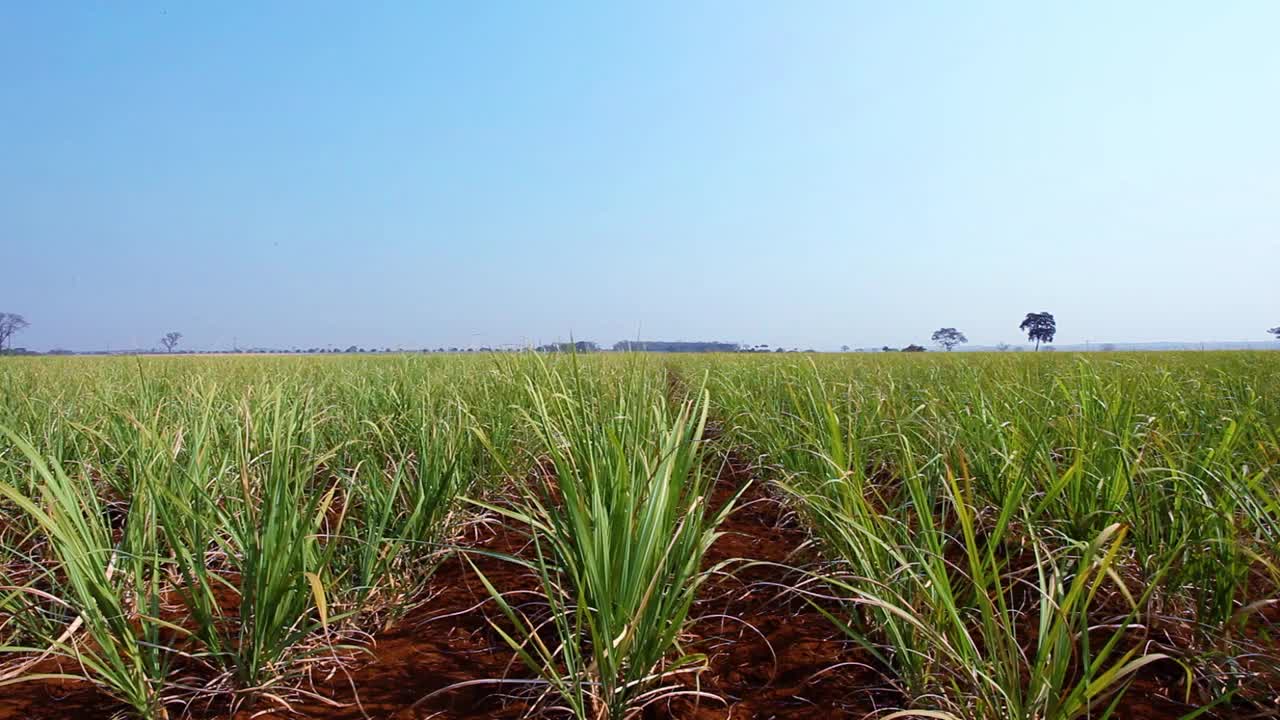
[1019,312,1057,351]
[0,313,30,352]
[931,327,968,351]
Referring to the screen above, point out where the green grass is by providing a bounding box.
[0,350,1276,718]
[685,350,1279,716]
[472,356,738,719]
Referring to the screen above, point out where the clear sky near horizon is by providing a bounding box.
[3,2,1277,352]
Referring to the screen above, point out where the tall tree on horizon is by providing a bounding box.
[1269,326,1280,340]
[1019,312,1056,351]
[931,327,968,352]
[0,313,30,352]
[160,331,183,353]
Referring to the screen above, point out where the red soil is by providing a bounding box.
[0,669,120,720]
[656,453,895,719]
[0,451,1260,719]
[234,517,541,720]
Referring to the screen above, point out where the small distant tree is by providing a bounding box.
[995,342,1012,352]
[160,331,183,353]
[841,345,850,352]
[931,327,968,352]
[0,313,31,353]
[1019,312,1057,351]
[902,344,926,352]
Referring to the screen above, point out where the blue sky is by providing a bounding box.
[3,2,1277,351]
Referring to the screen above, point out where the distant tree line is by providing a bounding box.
[855,312,1058,354]
[613,341,740,353]
[7,309,1280,357]
[537,341,600,353]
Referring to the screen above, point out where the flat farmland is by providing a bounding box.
[1,351,1277,719]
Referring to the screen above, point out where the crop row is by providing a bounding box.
[1,351,1278,718]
